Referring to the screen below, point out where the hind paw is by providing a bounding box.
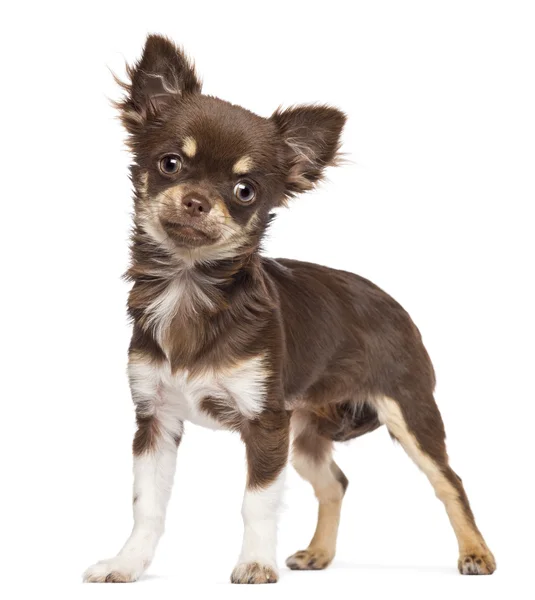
[458,548,496,575]
[286,548,333,570]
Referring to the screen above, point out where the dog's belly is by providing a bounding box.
[128,354,268,430]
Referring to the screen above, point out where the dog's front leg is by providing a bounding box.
[84,357,182,583]
[231,409,290,584]
[84,413,181,582]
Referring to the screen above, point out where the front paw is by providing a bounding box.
[231,562,278,584]
[83,556,147,583]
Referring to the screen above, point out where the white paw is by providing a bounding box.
[83,555,148,583]
[230,561,279,584]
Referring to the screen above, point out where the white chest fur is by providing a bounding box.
[128,355,268,431]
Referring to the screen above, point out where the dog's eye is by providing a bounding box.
[159,155,182,175]
[234,181,256,204]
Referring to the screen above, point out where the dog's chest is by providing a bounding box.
[128,356,267,430]
[142,268,218,351]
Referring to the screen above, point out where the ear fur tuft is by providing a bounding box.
[114,34,202,134]
[271,105,346,196]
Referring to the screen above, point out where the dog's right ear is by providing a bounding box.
[116,34,202,134]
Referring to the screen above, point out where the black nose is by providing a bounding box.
[181,193,211,217]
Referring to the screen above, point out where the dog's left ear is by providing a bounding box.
[117,34,202,134]
[271,105,346,196]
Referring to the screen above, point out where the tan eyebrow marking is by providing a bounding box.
[182,136,197,158]
[233,156,254,175]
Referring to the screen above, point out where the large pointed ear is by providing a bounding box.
[116,34,202,133]
[271,105,346,196]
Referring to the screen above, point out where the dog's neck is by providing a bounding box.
[126,224,261,288]
[126,225,272,368]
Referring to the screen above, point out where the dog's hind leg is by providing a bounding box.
[286,410,348,571]
[374,394,496,575]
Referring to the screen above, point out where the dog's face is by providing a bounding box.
[118,36,346,260]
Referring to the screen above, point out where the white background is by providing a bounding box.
[1,1,533,598]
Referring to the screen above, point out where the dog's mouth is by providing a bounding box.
[160,219,220,247]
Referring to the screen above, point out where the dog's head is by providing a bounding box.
[117,35,346,262]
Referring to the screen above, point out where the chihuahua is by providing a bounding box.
[84,35,495,584]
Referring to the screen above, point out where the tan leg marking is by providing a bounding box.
[375,396,496,575]
[286,417,347,570]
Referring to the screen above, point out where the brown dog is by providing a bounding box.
[83,34,495,584]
